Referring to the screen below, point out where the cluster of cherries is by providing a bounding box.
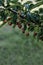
[0,0,43,41]
[3,17,38,37]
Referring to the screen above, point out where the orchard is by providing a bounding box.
[0,0,43,41]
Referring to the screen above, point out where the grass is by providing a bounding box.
[0,24,43,65]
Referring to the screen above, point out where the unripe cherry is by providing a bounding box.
[16,22,22,29]
[3,20,7,23]
[22,28,25,33]
[18,24,22,29]
[34,32,37,36]
[8,22,12,26]
[28,23,30,26]
[7,17,11,21]
[16,22,20,25]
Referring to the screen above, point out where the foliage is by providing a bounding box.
[0,0,43,41]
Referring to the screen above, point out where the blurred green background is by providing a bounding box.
[0,24,43,65]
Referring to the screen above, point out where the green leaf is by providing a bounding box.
[29,24,34,31]
[0,11,6,21]
[10,0,18,3]
[39,8,43,13]
[0,0,4,6]
[11,13,17,24]
[30,1,43,10]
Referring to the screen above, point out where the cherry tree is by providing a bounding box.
[0,0,43,40]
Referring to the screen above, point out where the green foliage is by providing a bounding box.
[0,0,43,41]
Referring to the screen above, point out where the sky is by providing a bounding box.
[18,0,36,4]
